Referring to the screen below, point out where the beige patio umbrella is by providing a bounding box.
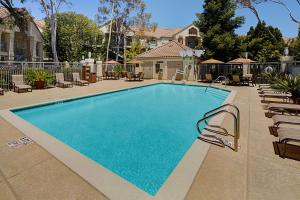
[104,60,121,65]
[104,60,121,72]
[201,58,224,64]
[127,59,144,64]
[127,59,144,73]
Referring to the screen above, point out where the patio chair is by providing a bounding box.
[55,73,73,88]
[12,75,32,93]
[258,84,271,89]
[267,103,300,117]
[258,88,282,94]
[273,127,300,161]
[72,73,89,86]
[232,75,242,85]
[135,72,144,81]
[243,74,255,86]
[261,93,291,102]
[0,88,3,95]
[126,72,134,81]
[202,74,213,83]
[269,115,300,136]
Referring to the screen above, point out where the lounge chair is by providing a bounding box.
[55,73,73,88]
[273,127,300,161]
[243,74,255,86]
[269,115,300,136]
[12,75,32,93]
[202,74,213,83]
[232,75,241,85]
[134,72,144,81]
[72,73,89,86]
[267,103,300,117]
[258,88,282,94]
[258,84,271,89]
[0,88,3,95]
[261,93,291,102]
[126,72,134,81]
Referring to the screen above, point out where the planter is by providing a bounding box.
[35,80,45,89]
[291,89,300,104]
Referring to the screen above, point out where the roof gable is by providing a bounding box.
[137,40,192,59]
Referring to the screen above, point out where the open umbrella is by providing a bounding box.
[228,58,256,64]
[201,58,224,64]
[127,59,144,64]
[104,60,121,65]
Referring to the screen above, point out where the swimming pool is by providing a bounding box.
[11,83,230,197]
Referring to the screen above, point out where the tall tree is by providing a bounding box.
[132,2,157,40]
[124,40,144,60]
[98,0,144,63]
[37,0,69,62]
[245,22,284,62]
[43,12,105,62]
[195,0,245,61]
[236,1,300,24]
[289,26,300,60]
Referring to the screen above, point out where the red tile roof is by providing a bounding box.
[142,27,182,38]
[34,19,45,31]
[228,58,256,63]
[137,41,192,59]
[0,7,10,19]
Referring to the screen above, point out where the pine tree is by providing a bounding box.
[195,0,244,61]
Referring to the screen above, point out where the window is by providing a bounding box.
[155,64,160,74]
[36,42,41,57]
[155,61,163,73]
[188,27,198,35]
[1,33,7,52]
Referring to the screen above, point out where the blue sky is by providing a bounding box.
[16,0,300,37]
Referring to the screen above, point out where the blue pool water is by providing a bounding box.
[14,84,229,195]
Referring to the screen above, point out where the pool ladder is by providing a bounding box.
[196,104,240,152]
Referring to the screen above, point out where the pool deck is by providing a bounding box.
[0,80,299,200]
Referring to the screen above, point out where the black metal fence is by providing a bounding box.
[197,61,300,81]
[0,62,82,90]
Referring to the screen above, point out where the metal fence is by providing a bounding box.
[197,61,300,81]
[0,62,82,90]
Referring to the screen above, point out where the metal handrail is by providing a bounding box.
[204,104,240,139]
[205,76,228,92]
[196,104,240,152]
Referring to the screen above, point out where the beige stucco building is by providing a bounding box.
[137,41,197,80]
[0,7,43,62]
[99,22,201,50]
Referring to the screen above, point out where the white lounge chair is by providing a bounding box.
[72,73,89,86]
[12,75,32,93]
[55,73,73,88]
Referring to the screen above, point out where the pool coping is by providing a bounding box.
[0,82,237,200]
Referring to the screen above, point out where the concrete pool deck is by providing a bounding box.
[0,80,299,200]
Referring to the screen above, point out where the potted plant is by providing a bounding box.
[27,69,53,89]
[273,74,300,104]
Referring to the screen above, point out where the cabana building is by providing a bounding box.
[137,41,197,80]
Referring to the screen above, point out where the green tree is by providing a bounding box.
[195,0,245,61]
[289,26,300,60]
[245,22,284,62]
[43,12,105,62]
[125,40,145,60]
[36,0,69,62]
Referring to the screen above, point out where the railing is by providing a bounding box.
[196,104,240,152]
[205,76,228,92]
[0,61,82,90]
[171,66,190,82]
